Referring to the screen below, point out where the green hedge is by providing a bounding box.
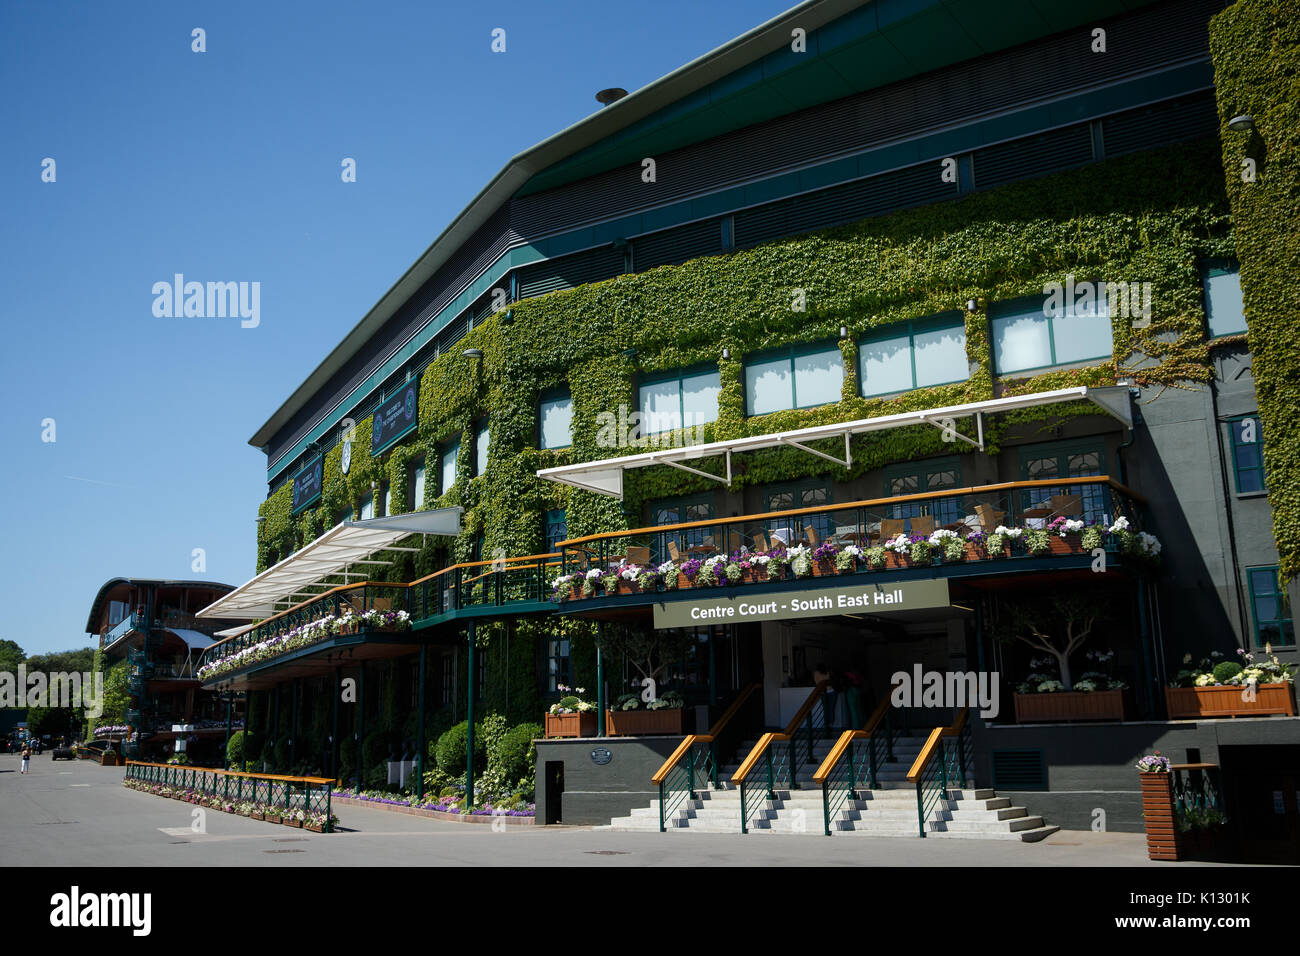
[434,720,487,778]
[1210,1,1300,583]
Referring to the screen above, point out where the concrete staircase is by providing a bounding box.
[603,731,1059,841]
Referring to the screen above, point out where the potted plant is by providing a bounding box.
[605,689,686,736]
[1165,647,1296,718]
[545,686,599,738]
[264,806,283,825]
[283,808,306,828]
[835,544,864,573]
[881,534,911,569]
[812,540,839,575]
[1136,752,1180,860]
[788,544,813,578]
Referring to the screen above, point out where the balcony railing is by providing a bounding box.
[101,612,148,648]
[553,476,1149,592]
[195,553,561,682]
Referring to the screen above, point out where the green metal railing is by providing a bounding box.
[813,698,899,835]
[731,682,831,834]
[124,761,334,830]
[906,709,971,838]
[1172,762,1226,825]
[651,683,761,831]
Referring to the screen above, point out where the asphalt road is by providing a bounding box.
[0,752,1210,867]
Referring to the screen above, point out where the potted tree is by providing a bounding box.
[1000,596,1127,722]
[544,686,598,738]
[595,624,695,736]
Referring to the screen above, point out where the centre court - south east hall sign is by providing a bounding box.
[652,579,951,629]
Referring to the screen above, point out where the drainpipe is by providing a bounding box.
[1210,376,1251,642]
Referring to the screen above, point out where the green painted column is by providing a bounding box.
[271,685,279,771]
[707,626,717,710]
[596,627,605,737]
[332,667,341,781]
[223,690,233,770]
[355,664,366,795]
[1136,576,1156,718]
[416,643,427,800]
[289,678,298,768]
[466,623,476,808]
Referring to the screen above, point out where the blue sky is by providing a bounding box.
[0,0,794,655]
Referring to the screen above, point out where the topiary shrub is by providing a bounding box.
[435,720,486,778]
[494,722,543,787]
[226,730,250,769]
[1213,661,1244,684]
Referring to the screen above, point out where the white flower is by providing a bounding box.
[1138,531,1162,555]
[994,525,1023,538]
[1059,519,1084,536]
[1109,516,1130,533]
[584,568,602,580]
[928,529,960,544]
[656,561,676,574]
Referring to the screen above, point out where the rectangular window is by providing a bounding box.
[1017,440,1108,523]
[545,509,568,553]
[639,368,720,435]
[547,638,571,693]
[859,314,967,396]
[652,493,715,561]
[1230,416,1266,494]
[991,292,1113,375]
[440,654,453,707]
[382,481,392,517]
[359,492,374,521]
[539,390,573,449]
[409,456,426,511]
[475,422,490,476]
[764,481,833,544]
[440,439,459,494]
[477,647,486,700]
[1248,567,1294,647]
[1204,263,1247,338]
[745,345,843,416]
[336,506,353,525]
[883,458,963,526]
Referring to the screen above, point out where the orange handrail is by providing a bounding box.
[811,695,892,785]
[650,682,761,785]
[906,707,969,782]
[729,681,828,784]
[557,475,1143,547]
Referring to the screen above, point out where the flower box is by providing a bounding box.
[545,711,598,738]
[1047,535,1085,556]
[604,708,684,737]
[282,817,303,828]
[882,552,910,570]
[251,810,265,821]
[264,814,282,825]
[812,559,836,577]
[1164,682,1296,719]
[1138,772,1181,861]
[100,751,119,767]
[1014,689,1126,722]
[304,822,324,833]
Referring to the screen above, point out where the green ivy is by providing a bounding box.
[1210,1,1300,583]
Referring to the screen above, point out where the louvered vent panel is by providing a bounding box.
[991,750,1048,791]
[633,219,722,271]
[1102,91,1218,157]
[972,123,1094,190]
[518,245,626,298]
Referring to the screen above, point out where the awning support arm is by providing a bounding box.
[919,412,985,450]
[657,450,731,486]
[778,433,853,468]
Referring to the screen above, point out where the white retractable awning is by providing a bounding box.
[166,628,217,650]
[195,507,463,621]
[537,386,1133,499]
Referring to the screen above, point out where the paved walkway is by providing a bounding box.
[0,754,1231,867]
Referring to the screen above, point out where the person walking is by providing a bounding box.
[20,744,31,774]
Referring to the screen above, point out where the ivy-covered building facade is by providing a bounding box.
[192,0,1300,851]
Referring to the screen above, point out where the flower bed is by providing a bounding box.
[549,520,1161,603]
[336,789,535,820]
[122,777,337,831]
[197,608,412,681]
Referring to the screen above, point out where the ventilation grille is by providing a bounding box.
[991,749,1048,791]
[972,123,1094,191]
[1102,91,1219,158]
[734,163,957,249]
[634,219,723,272]
[518,244,626,298]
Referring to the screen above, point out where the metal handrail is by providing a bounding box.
[650,683,761,832]
[906,707,971,838]
[812,696,897,835]
[123,760,334,830]
[730,681,830,833]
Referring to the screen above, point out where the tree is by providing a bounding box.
[594,623,695,694]
[997,595,1106,690]
[0,639,25,676]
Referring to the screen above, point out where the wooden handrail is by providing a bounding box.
[556,475,1143,546]
[125,760,334,785]
[729,681,828,784]
[811,696,892,784]
[650,683,761,785]
[905,707,970,782]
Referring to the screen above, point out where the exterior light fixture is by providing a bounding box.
[839,325,848,339]
[1227,114,1254,132]
[621,348,637,360]
[462,348,483,360]
[966,298,979,312]
[721,347,731,360]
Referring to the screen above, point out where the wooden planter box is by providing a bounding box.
[604,708,684,737]
[1047,535,1085,556]
[282,817,303,828]
[1165,682,1297,719]
[264,814,282,825]
[100,751,119,766]
[1014,689,1127,722]
[251,811,265,821]
[545,711,598,738]
[304,823,324,833]
[1139,772,1181,861]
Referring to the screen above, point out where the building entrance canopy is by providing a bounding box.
[195,508,463,621]
[536,386,1133,499]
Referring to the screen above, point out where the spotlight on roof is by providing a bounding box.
[1227,114,1254,132]
[462,348,484,360]
[595,88,628,107]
